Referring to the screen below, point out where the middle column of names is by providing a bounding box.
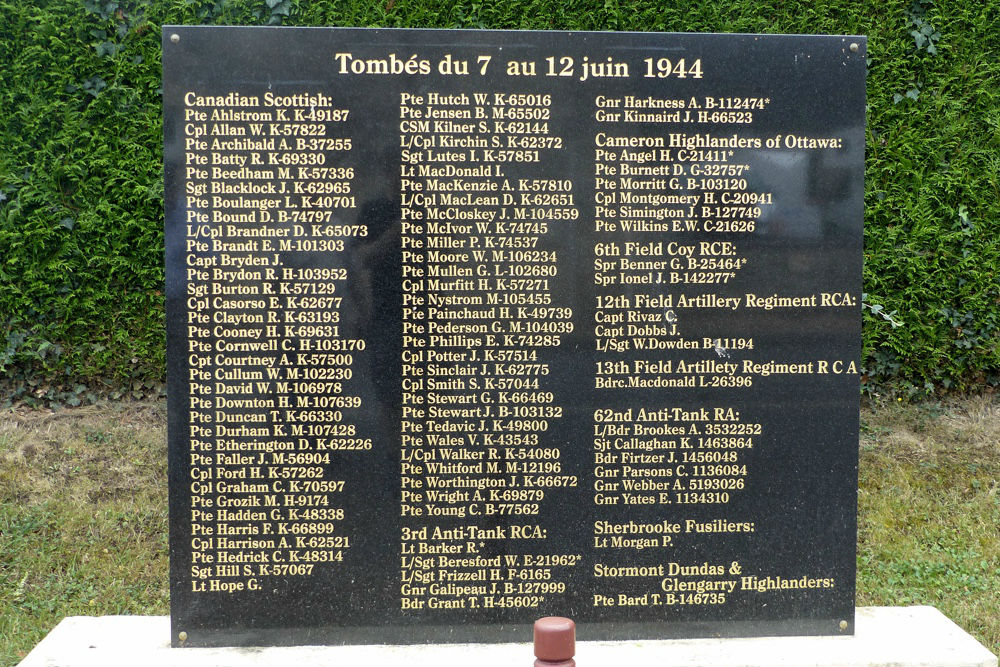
[396,89,583,614]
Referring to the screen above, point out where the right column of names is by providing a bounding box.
[589,91,853,611]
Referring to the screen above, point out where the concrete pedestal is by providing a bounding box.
[18,606,997,667]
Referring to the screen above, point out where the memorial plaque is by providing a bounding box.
[164,27,865,647]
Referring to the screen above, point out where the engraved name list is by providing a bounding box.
[164,27,865,647]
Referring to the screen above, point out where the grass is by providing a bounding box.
[857,395,1000,654]
[0,402,169,666]
[1,397,997,664]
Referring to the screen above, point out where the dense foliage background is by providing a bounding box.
[1,0,998,405]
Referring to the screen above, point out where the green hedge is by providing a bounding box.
[1,0,998,404]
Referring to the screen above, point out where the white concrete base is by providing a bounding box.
[18,606,996,667]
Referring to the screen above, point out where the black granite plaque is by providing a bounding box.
[164,27,864,647]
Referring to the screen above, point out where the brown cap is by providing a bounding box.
[534,616,575,664]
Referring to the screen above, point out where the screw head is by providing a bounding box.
[178,631,188,641]
[839,620,849,631]
[170,33,180,44]
[849,43,859,53]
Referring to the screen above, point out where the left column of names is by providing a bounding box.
[180,90,369,596]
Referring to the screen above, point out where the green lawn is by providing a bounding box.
[1,403,169,666]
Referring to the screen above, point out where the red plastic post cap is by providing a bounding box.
[534,616,575,667]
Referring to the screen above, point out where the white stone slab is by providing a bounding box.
[17,606,997,667]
